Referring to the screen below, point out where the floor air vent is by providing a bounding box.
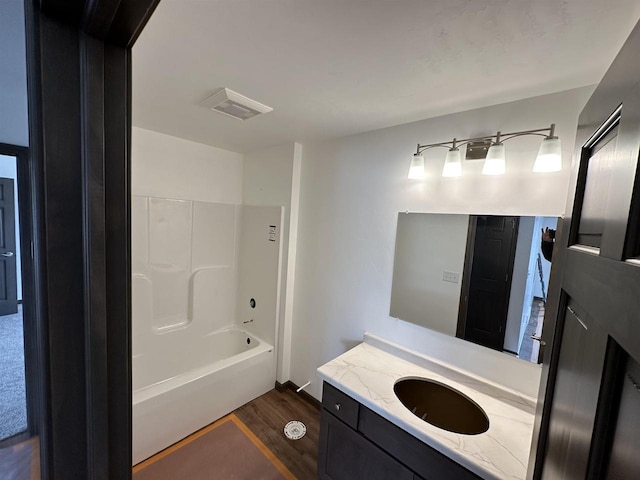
[283,421,306,440]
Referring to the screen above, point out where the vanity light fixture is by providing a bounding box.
[408,153,426,179]
[410,124,561,178]
[442,140,462,177]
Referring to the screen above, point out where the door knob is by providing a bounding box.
[530,335,546,346]
[1,252,14,257]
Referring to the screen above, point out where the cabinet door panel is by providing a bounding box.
[318,410,413,480]
[359,406,480,480]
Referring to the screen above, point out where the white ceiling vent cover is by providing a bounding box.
[200,88,273,120]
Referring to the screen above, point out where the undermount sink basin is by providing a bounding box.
[393,378,490,435]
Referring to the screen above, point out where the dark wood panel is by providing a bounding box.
[575,125,618,249]
[562,250,640,363]
[103,42,133,480]
[358,406,480,480]
[585,338,627,479]
[541,302,608,479]
[40,0,86,26]
[81,0,121,40]
[234,388,320,480]
[623,84,640,260]
[106,0,162,47]
[38,13,88,480]
[321,383,360,430]
[79,31,110,480]
[319,410,413,480]
[604,356,640,478]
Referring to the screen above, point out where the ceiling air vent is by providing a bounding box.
[200,88,273,120]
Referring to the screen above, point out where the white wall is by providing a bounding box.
[0,0,28,147]
[390,213,469,337]
[0,155,22,301]
[243,143,302,383]
[291,86,593,399]
[132,127,243,204]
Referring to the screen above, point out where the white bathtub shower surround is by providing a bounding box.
[133,328,274,464]
[132,195,284,463]
[132,196,239,336]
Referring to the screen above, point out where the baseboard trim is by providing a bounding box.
[275,380,291,392]
[274,381,321,410]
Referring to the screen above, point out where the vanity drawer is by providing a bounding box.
[322,382,360,429]
[359,406,480,480]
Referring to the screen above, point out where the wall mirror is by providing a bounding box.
[390,213,558,364]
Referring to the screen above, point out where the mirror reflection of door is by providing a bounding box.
[458,216,520,351]
[0,177,18,316]
[457,215,557,363]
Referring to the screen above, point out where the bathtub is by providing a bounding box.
[132,327,275,465]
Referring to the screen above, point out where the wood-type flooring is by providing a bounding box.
[235,387,320,480]
[0,437,40,480]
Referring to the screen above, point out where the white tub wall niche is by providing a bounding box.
[131,195,284,464]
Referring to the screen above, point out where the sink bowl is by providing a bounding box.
[393,378,489,435]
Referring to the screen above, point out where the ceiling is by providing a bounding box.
[133,0,640,153]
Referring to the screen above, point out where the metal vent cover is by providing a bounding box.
[200,88,273,120]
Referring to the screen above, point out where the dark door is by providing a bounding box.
[459,215,519,351]
[530,20,640,479]
[0,177,18,316]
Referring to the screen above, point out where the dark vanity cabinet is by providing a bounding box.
[318,382,481,480]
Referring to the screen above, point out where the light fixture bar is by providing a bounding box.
[415,124,555,155]
[409,123,561,179]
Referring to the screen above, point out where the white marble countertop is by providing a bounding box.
[316,333,536,480]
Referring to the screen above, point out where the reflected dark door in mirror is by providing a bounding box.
[462,216,519,351]
[0,178,18,316]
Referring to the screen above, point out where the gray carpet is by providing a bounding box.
[0,306,27,441]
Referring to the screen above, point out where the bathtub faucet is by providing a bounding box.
[243,319,254,324]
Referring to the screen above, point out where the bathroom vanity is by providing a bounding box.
[316,334,536,479]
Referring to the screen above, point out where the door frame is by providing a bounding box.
[24,1,161,478]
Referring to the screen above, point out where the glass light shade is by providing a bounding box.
[408,154,425,179]
[442,148,462,177]
[533,136,562,172]
[482,143,506,175]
